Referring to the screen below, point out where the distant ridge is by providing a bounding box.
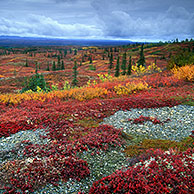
[0,35,134,47]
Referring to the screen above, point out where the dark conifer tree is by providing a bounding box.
[25,59,29,67]
[46,62,50,71]
[61,60,65,70]
[69,48,72,54]
[35,62,38,74]
[52,61,56,71]
[64,49,67,57]
[57,55,61,70]
[72,61,78,86]
[82,55,85,62]
[115,56,120,77]
[127,56,132,75]
[121,52,127,75]
[109,52,113,69]
[137,44,145,68]
[89,55,93,64]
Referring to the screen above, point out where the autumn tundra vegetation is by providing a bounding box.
[0,39,194,193]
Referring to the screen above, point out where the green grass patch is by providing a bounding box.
[76,117,99,128]
[124,137,193,157]
[88,64,96,71]
[181,100,194,106]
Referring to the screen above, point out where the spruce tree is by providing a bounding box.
[127,56,132,75]
[57,55,61,70]
[89,55,93,64]
[61,60,65,70]
[115,56,120,77]
[82,55,85,62]
[21,73,49,93]
[121,52,127,75]
[64,49,67,57]
[109,52,113,69]
[72,61,78,87]
[69,48,72,54]
[46,62,50,71]
[25,59,28,67]
[137,44,145,68]
[35,62,38,74]
[52,61,56,71]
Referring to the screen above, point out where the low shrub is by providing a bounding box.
[167,50,194,69]
[0,155,90,193]
[21,73,50,93]
[89,148,194,194]
[172,65,194,82]
[114,81,149,95]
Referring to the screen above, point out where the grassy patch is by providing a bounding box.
[76,117,100,128]
[124,137,193,157]
[181,100,194,106]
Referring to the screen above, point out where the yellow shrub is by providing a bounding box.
[147,63,161,73]
[71,87,108,101]
[132,63,161,75]
[172,65,194,82]
[97,73,112,82]
[114,81,149,95]
[132,64,146,75]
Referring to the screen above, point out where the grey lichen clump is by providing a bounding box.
[34,147,129,194]
[0,128,50,163]
[102,105,194,142]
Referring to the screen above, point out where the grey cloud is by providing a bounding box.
[91,0,194,40]
[55,0,78,3]
[0,0,194,41]
[165,6,192,19]
[0,14,103,38]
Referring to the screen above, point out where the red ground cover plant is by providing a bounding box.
[0,155,90,193]
[0,121,35,138]
[128,115,171,125]
[0,125,124,193]
[89,148,194,194]
[23,125,124,158]
[142,71,185,88]
[0,96,181,138]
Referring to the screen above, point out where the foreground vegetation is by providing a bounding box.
[0,39,194,193]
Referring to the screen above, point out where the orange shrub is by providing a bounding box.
[0,87,108,104]
[172,65,194,82]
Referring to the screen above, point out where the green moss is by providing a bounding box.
[124,137,193,157]
[76,117,99,128]
[182,100,194,106]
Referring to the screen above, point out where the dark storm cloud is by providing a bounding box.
[0,0,193,41]
[91,0,194,40]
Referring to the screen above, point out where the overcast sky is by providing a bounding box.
[0,0,193,41]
